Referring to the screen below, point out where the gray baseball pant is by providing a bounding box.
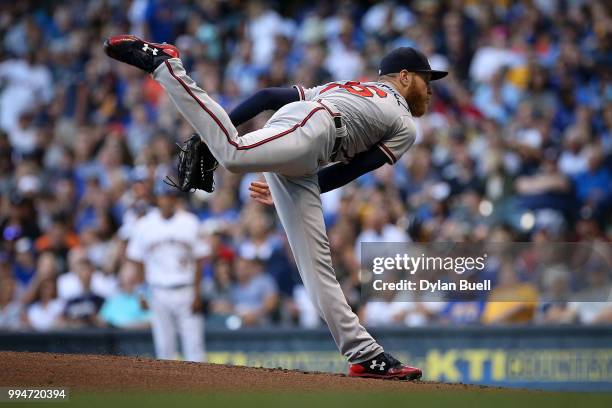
[153,58,383,363]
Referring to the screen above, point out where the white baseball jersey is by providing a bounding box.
[294,81,417,164]
[126,209,208,287]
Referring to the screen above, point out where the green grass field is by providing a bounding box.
[6,391,612,408]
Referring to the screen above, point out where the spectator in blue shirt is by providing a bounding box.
[229,255,278,327]
[99,263,150,329]
[573,147,612,220]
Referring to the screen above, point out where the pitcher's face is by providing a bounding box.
[406,72,431,118]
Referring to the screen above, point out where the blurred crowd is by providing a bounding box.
[1,0,611,332]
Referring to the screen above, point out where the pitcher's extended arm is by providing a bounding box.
[229,87,300,126]
[317,147,389,193]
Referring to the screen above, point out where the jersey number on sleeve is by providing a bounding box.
[320,81,387,98]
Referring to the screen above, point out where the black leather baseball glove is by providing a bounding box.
[164,134,218,193]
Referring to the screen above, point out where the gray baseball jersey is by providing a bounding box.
[153,58,396,363]
[294,81,417,164]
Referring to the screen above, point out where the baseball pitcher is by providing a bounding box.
[105,34,447,379]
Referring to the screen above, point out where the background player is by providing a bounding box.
[126,182,208,362]
[105,36,446,379]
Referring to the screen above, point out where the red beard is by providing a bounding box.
[406,82,428,117]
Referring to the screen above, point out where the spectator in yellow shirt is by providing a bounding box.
[482,259,539,325]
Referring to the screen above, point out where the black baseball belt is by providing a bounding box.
[331,116,344,161]
[317,100,344,161]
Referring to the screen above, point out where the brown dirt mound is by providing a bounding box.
[0,351,493,393]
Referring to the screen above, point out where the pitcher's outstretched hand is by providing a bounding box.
[249,181,274,206]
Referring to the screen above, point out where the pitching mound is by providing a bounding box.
[1,351,483,393]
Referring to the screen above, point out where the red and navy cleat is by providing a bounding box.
[348,352,422,380]
[103,35,179,73]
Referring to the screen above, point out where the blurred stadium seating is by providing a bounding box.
[0,0,611,334]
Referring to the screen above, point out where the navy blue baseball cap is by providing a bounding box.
[379,47,447,80]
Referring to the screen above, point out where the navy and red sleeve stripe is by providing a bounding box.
[377,143,397,164]
[293,85,305,101]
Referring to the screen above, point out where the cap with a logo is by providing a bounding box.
[379,47,448,80]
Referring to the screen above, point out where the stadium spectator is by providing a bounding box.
[99,263,150,329]
[473,67,522,124]
[0,274,22,331]
[536,265,577,325]
[62,257,106,328]
[558,127,589,178]
[573,147,612,220]
[0,253,11,282]
[1,195,40,243]
[438,301,485,325]
[205,257,236,328]
[238,209,276,262]
[569,259,612,324]
[57,247,118,301]
[481,260,539,325]
[354,202,409,260]
[5,238,36,294]
[25,277,64,332]
[266,236,316,327]
[0,52,53,139]
[229,254,279,327]
[21,252,60,305]
[360,287,412,328]
[34,213,79,266]
[514,155,575,219]
[116,166,155,246]
[289,283,321,328]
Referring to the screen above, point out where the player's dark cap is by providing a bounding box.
[379,47,448,80]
